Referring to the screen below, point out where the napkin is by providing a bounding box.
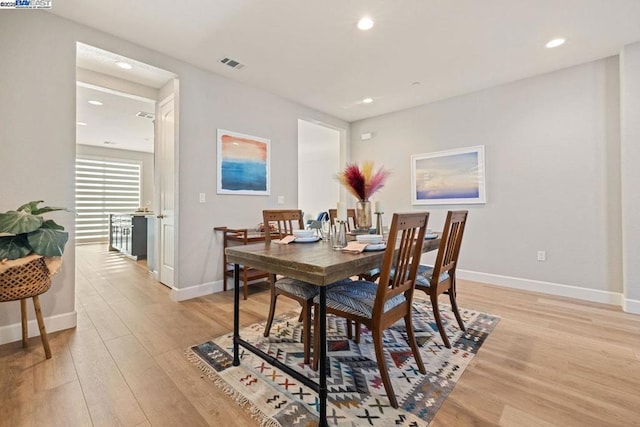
[275,235,295,244]
[341,241,369,253]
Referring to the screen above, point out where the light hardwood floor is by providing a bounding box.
[1,244,639,426]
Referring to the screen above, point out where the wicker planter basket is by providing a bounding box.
[0,254,62,360]
[0,256,51,302]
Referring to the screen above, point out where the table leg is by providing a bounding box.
[233,263,240,366]
[318,285,327,427]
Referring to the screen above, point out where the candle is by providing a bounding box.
[374,201,382,213]
[337,202,347,221]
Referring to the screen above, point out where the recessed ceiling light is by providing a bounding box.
[362,97,373,104]
[545,38,566,48]
[88,100,103,106]
[76,121,87,126]
[357,17,374,31]
[115,61,133,70]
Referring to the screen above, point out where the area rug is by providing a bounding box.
[188,300,499,426]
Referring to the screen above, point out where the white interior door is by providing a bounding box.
[156,91,176,287]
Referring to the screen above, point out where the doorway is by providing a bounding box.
[75,42,178,288]
[297,119,343,218]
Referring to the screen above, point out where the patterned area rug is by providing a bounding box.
[188,300,499,426]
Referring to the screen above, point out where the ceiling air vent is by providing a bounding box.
[220,57,245,70]
[136,111,155,119]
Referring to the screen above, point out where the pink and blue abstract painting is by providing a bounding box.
[217,129,270,195]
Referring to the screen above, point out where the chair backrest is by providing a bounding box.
[431,210,468,287]
[328,208,357,231]
[374,212,429,318]
[262,209,305,243]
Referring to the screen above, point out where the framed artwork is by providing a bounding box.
[411,145,486,205]
[217,129,270,195]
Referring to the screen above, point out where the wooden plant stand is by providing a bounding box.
[0,254,62,359]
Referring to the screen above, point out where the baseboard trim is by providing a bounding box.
[171,280,222,301]
[170,278,270,302]
[623,298,640,314]
[457,270,624,306]
[0,310,77,346]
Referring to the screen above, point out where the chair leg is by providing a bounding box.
[448,285,465,331]
[354,321,361,344]
[372,326,398,408]
[404,314,425,374]
[243,268,248,300]
[298,311,304,323]
[20,298,28,348]
[346,319,353,339]
[431,294,451,348]
[32,295,51,359]
[263,286,279,337]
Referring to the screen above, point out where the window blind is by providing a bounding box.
[75,157,142,243]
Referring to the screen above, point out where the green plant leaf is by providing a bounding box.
[17,200,70,216]
[27,228,68,257]
[41,219,65,230]
[0,235,32,259]
[0,210,43,234]
[16,200,44,213]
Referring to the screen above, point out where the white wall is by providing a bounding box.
[351,57,624,304]
[620,42,640,311]
[76,144,155,208]
[0,11,348,340]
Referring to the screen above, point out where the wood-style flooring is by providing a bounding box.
[1,244,639,426]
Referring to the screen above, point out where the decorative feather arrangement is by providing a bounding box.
[337,161,390,201]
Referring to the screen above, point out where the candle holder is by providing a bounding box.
[332,220,348,250]
[375,211,384,236]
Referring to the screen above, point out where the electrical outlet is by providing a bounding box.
[199,193,206,203]
[277,196,285,205]
[537,250,546,261]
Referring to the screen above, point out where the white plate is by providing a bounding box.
[293,230,315,238]
[294,236,320,243]
[364,243,386,251]
[425,233,438,240]
[356,234,383,244]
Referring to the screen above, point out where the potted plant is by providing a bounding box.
[0,200,71,359]
[0,200,70,260]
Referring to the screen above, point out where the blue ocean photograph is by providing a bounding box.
[412,147,485,204]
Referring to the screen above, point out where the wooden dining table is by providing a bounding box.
[226,236,441,427]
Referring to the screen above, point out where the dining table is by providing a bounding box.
[225,234,441,427]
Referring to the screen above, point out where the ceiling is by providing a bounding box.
[56,0,640,124]
[75,43,176,153]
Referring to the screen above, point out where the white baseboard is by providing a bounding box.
[458,269,624,306]
[171,280,223,301]
[623,298,640,314]
[170,277,269,302]
[0,310,77,346]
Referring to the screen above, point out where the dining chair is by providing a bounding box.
[328,208,357,231]
[415,210,468,348]
[218,227,270,300]
[262,209,346,364]
[329,207,379,284]
[312,212,429,408]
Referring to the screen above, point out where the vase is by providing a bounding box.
[355,200,372,232]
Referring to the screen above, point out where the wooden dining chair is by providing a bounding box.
[312,212,429,408]
[262,209,323,364]
[218,227,270,300]
[415,210,468,348]
[328,208,357,231]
